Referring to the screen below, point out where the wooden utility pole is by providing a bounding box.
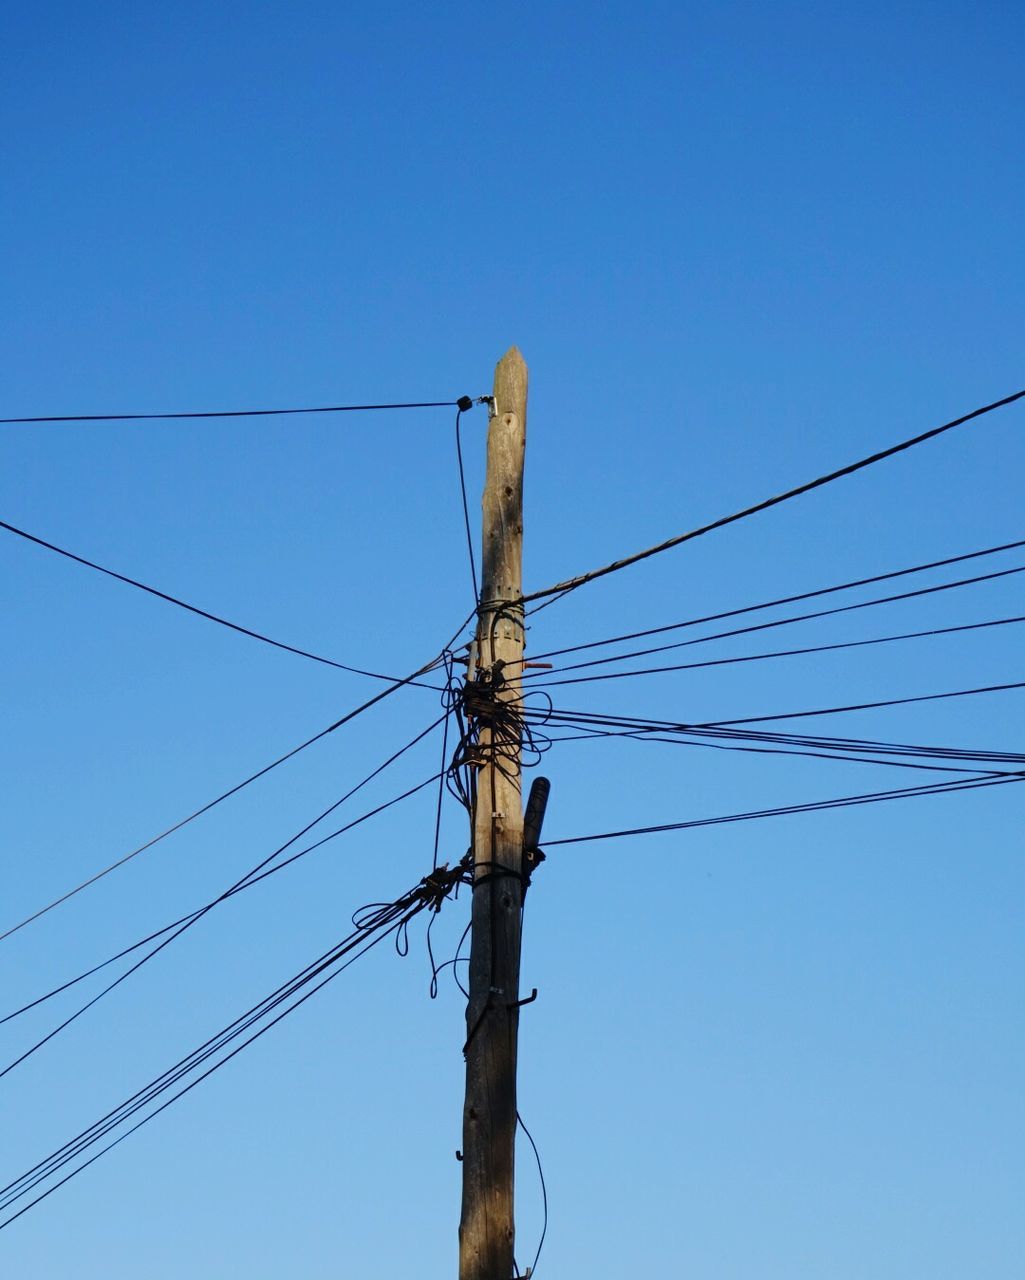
[459,347,528,1279]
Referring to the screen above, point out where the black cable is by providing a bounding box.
[540,721,1019,777]
[1,717,448,1031]
[526,535,1025,663]
[705,679,1025,727]
[528,703,1025,767]
[0,399,466,425]
[0,515,445,686]
[530,613,1025,689]
[0,612,474,948]
[523,562,1025,680]
[521,387,1025,604]
[2,855,471,1223]
[518,1109,549,1277]
[455,407,480,603]
[545,773,1024,846]
[0,756,444,1075]
[0,857,468,1230]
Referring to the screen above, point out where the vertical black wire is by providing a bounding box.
[455,408,480,603]
[517,1108,548,1275]
[431,660,454,871]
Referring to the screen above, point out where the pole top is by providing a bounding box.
[493,347,528,418]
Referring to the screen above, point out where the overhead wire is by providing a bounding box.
[526,701,1025,767]
[522,561,1025,680]
[538,720,1020,777]
[529,612,1025,689]
[0,859,470,1231]
[525,534,1025,662]
[0,625,466,948]
[0,719,449,1078]
[545,772,1024,847]
[1,715,449,1032]
[705,678,1025,726]
[0,398,468,425]
[520,387,1025,604]
[0,515,446,686]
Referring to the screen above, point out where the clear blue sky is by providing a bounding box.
[1,3,1023,1275]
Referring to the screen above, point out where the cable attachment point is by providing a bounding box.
[414,861,471,912]
[456,395,474,412]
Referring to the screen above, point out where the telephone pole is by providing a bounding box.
[459,347,528,1279]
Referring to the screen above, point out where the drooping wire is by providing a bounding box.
[427,917,472,1000]
[0,515,448,687]
[455,406,480,603]
[431,672,455,872]
[517,1109,549,1277]
[0,398,469,425]
[524,534,1025,662]
[521,387,1025,604]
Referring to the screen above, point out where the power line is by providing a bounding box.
[521,387,1025,604]
[525,535,1025,663]
[530,697,1025,759]
[530,613,1025,689]
[0,616,472,947]
[545,773,1024,846]
[0,515,446,686]
[524,562,1025,681]
[0,398,469,425]
[1,714,450,1031]
[541,721,1020,777]
[0,717,449,1076]
[705,679,1025,727]
[0,861,468,1231]
[529,704,1025,773]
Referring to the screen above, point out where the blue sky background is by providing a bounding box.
[1,2,1023,1275]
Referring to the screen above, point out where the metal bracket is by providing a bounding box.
[507,988,538,1011]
